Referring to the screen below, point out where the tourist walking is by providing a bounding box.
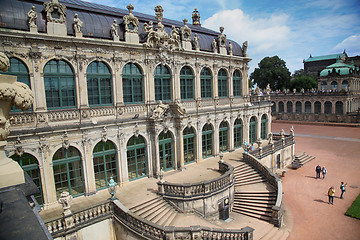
[322,166,327,179]
[315,164,321,179]
[328,186,335,205]
[340,182,347,199]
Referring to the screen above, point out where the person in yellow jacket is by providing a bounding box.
[328,186,335,205]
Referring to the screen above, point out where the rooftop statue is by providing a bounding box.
[27,6,37,28]
[73,13,83,33]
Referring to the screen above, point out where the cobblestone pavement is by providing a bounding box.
[272,122,360,240]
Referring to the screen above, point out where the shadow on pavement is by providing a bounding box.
[314,199,328,204]
[305,176,316,179]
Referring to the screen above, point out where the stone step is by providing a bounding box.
[131,198,164,216]
[233,205,272,217]
[151,207,172,225]
[234,176,266,185]
[158,210,178,226]
[232,207,272,222]
[234,201,273,211]
[234,179,267,187]
[234,197,276,204]
[129,197,160,212]
[234,171,260,179]
[141,201,169,219]
[234,166,254,174]
[235,173,264,182]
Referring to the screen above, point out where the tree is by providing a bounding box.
[290,69,317,91]
[250,56,291,90]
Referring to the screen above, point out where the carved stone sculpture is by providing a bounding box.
[193,33,200,51]
[169,26,181,51]
[123,4,139,43]
[217,27,227,55]
[242,41,248,57]
[58,191,73,216]
[111,20,119,41]
[180,19,192,50]
[212,39,217,53]
[43,0,67,36]
[267,132,273,144]
[73,13,83,38]
[290,125,294,136]
[151,100,169,119]
[0,52,34,188]
[27,6,38,33]
[228,41,233,56]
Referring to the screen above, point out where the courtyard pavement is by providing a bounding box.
[272,122,360,240]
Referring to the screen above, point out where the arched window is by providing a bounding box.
[159,131,174,171]
[127,135,147,180]
[93,141,117,190]
[331,81,338,90]
[123,63,143,104]
[335,101,343,115]
[321,81,327,90]
[11,153,43,205]
[44,60,76,109]
[234,119,243,149]
[87,61,112,106]
[314,101,321,114]
[53,147,84,199]
[261,115,267,140]
[287,101,293,113]
[249,117,256,144]
[233,70,242,97]
[218,69,228,98]
[183,127,195,164]
[180,66,194,100]
[202,124,213,158]
[305,101,311,113]
[271,101,276,113]
[200,67,212,98]
[155,64,171,102]
[325,101,332,114]
[279,101,284,113]
[342,80,349,90]
[219,121,229,152]
[296,101,302,113]
[5,58,32,112]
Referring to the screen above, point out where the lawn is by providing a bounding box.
[345,193,360,220]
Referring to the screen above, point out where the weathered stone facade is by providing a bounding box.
[0,0,272,209]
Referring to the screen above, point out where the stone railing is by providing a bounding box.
[249,94,271,103]
[45,201,112,237]
[242,152,283,227]
[89,106,115,118]
[113,200,254,240]
[250,134,295,159]
[157,161,233,200]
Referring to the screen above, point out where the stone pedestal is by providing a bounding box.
[219,46,227,55]
[125,32,139,44]
[75,32,83,38]
[47,22,67,36]
[30,25,38,33]
[0,141,24,188]
[182,41,192,50]
[113,35,119,42]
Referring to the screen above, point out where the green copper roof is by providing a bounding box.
[319,61,357,77]
[304,53,345,62]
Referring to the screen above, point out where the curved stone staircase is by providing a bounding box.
[129,196,178,226]
[292,152,315,169]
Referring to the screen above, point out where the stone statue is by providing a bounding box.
[27,6,37,28]
[169,25,181,50]
[267,132,273,144]
[217,26,227,47]
[228,41,233,55]
[193,33,200,51]
[266,84,271,95]
[58,191,73,216]
[123,4,139,33]
[143,21,154,33]
[73,13,82,33]
[174,100,186,115]
[290,125,294,136]
[280,129,285,139]
[111,19,119,38]
[212,39,217,53]
[242,41,248,57]
[152,100,168,118]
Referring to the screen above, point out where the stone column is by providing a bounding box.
[82,138,96,195]
[194,66,201,100]
[30,53,46,111]
[228,119,234,151]
[143,72,150,104]
[176,125,184,170]
[214,121,220,156]
[213,68,218,98]
[77,58,88,108]
[115,62,124,106]
[256,115,261,141]
[243,117,249,144]
[173,66,181,102]
[332,101,336,114]
[242,68,249,96]
[196,123,203,162]
[228,68,233,98]
[146,63,155,103]
[119,144,129,183]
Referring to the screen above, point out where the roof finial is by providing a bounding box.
[309,54,312,58]
[192,8,200,26]
[343,49,346,54]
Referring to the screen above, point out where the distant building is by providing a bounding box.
[303,51,348,76]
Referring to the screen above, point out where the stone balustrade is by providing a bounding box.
[158,161,233,200]
[45,201,112,237]
[250,134,294,159]
[113,200,254,240]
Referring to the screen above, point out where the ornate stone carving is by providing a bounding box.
[111,20,119,41]
[151,101,169,119]
[27,6,38,33]
[290,125,294,136]
[180,19,192,42]
[193,33,200,51]
[123,4,139,33]
[242,41,248,57]
[101,127,108,142]
[267,132,273,144]
[62,131,70,149]
[73,13,83,37]
[44,0,66,23]
[212,39,217,53]
[218,27,227,47]
[15,137,23,156]
[192,8,200,25]
[228,41,233,56]
[58,191,73,217]
[169,26,181,51]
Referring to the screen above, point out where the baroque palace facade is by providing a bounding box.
[0,0,271,209]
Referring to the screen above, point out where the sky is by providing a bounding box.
[83,0,360,74]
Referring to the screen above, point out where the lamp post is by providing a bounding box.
[108,176,117,200]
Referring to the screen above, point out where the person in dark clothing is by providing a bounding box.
[340,182,347,199]
[315,164,321,179]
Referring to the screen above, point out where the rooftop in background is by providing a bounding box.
[304,52,347,63]
[319,60,358,77]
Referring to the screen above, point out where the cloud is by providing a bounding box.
[333,35,360,56]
